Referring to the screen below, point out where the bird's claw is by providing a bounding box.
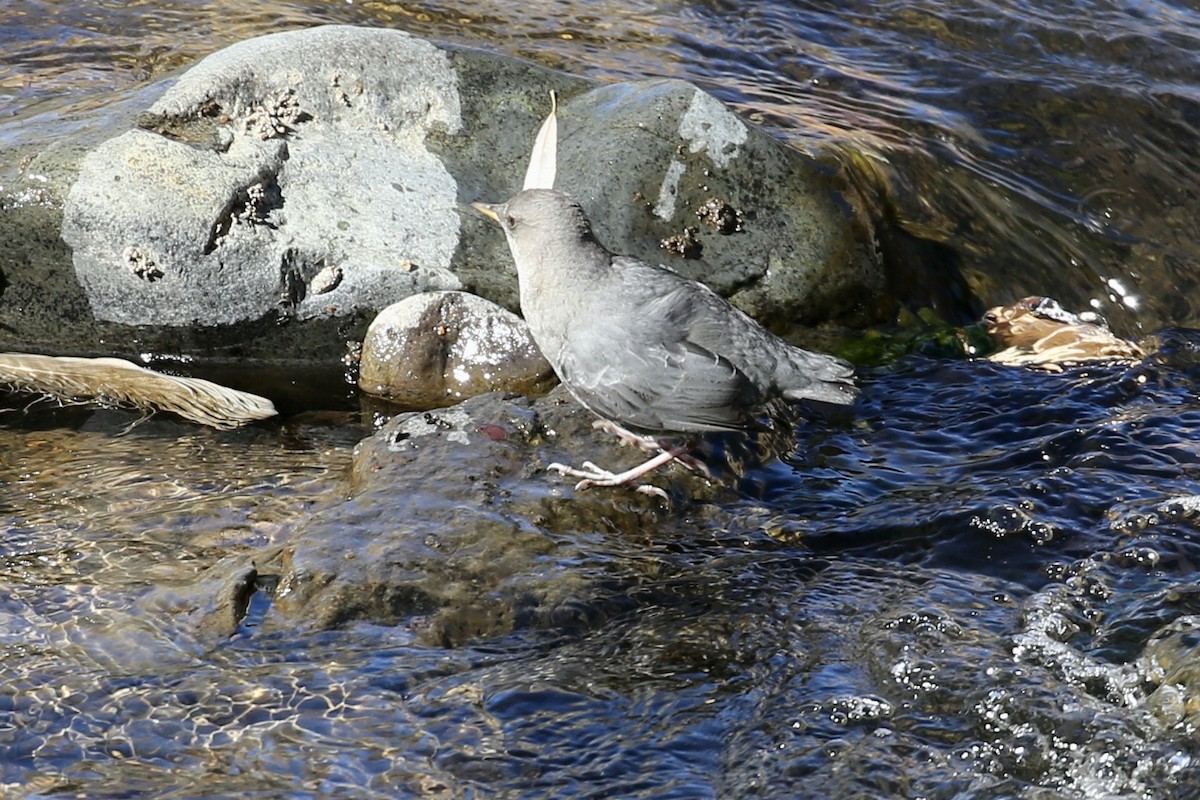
[546,461,669,500]
[634,483,670,500]
[546,460,617,485]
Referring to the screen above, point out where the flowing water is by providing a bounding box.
[4,1,1200,797]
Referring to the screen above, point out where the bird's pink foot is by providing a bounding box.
[546,447,686,500]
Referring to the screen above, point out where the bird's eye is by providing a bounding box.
[506,214,517,228]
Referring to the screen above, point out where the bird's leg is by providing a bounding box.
[547,444,692,499]
[591,419,660,452]
[666,449,712,480]
[590,419,712,479]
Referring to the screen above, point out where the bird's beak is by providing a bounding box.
[471,202,502,224]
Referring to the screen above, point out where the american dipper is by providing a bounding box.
[473,188,858,496]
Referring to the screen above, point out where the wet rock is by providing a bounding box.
[271,388,726,641]
[139,554,265,643]
[357,290,555,409]
[7,24,883,358]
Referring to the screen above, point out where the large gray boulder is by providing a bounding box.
[10,25,886,359]
[62,28,470,329]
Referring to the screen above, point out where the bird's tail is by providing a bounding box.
[779,350,858,406]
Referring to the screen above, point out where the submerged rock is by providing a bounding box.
[1142,615,1200,729]
[3,24,883,359]
[271,387,736,641]
[358,290,555,409]
[139,555,264,643]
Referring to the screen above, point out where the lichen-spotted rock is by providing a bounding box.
[62,26,466,329]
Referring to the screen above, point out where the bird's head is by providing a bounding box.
[472,189,598,262]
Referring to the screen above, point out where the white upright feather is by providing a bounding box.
[522,91,558,191]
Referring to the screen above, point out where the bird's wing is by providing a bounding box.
[617,259,858,406]
[556,306,762,435]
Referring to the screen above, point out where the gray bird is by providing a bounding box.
[473,188,857,497]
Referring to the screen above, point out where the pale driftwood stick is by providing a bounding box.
[988,328,1145,372]
[0,353,277,429]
